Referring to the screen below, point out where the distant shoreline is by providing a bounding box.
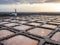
[0,12,60,15]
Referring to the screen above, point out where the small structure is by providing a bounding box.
[10,9,17,16]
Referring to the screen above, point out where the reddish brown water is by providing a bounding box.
[2,36,38,45]
[28,28,52,36]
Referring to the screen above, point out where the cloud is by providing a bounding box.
[0,0,18,4]
[0,0,59,4]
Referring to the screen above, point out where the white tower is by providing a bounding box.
[14,9,17,16]
[10,9,17,16]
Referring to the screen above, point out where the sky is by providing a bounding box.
[0,0,60,12]
[0,0,59,4]
[0,0,50,4]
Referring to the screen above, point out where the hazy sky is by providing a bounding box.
[0,3,60,12]
[0,0,60,4]
[0,0,48,4]
[0,0,60,12]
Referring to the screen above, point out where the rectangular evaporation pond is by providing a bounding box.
[0,22,9,25]
[4,23,19,27]
[10,20,18,22]
[2,35,38,45]
[51,32,60,42]
[53,20,60,23]
[21,18,28,21]
[41,24,57,29]
[48,22,60,25]
[19,21,28,24]
[28,28,52,36]
[0,30,14,38]
[37,20,47,23]
[28,19,37,22]
[13,25,32,31]
[15,17,20,20]
[4,19,11,22]
[27,22,41,26]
